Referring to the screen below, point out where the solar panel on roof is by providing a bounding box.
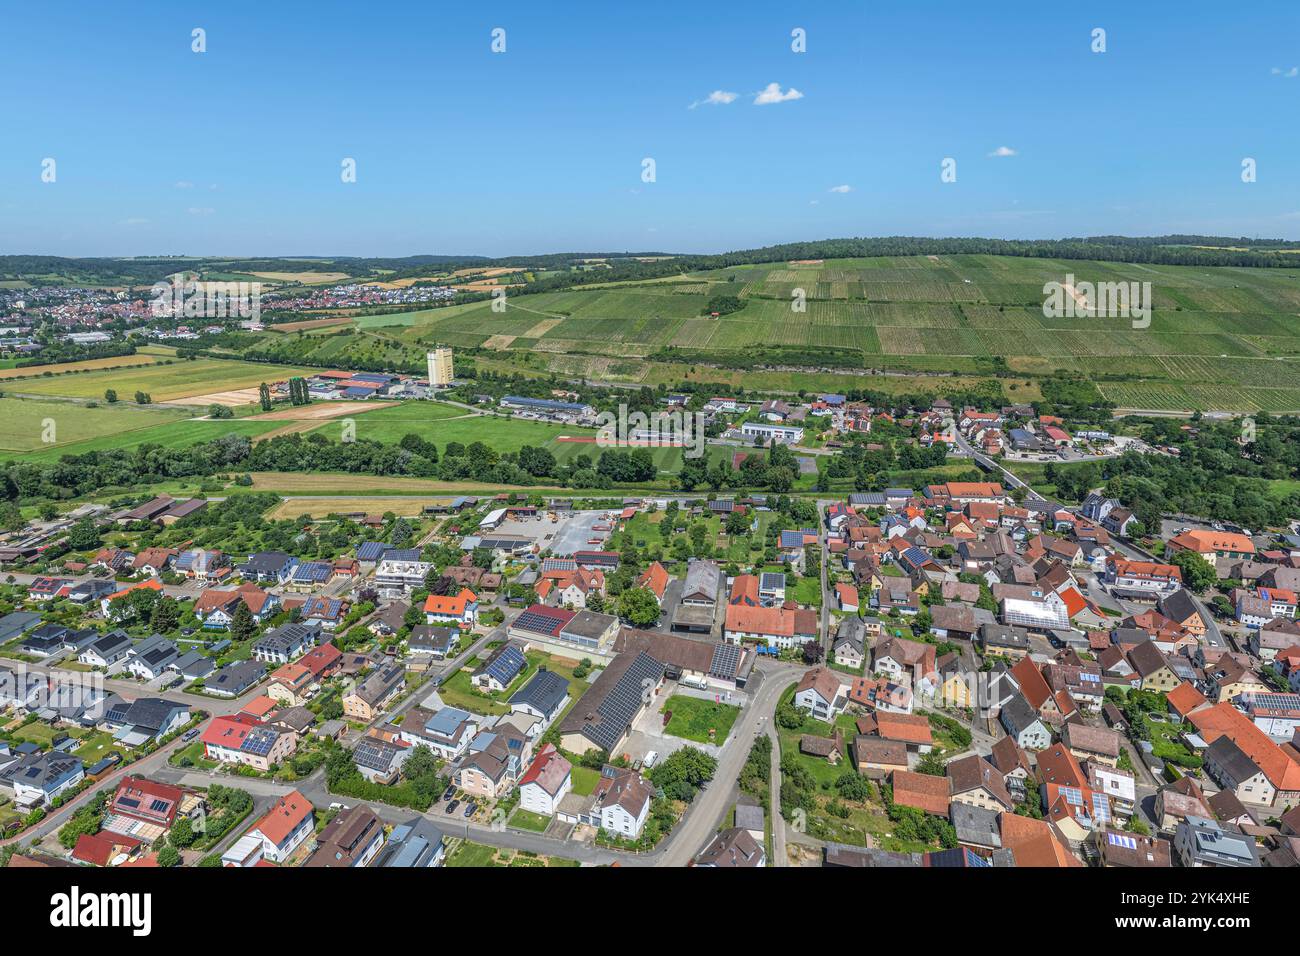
[1092,793,1111,824]
[240,729,276,756]
[514,608,567,635]
[1107,832,1137,849]
[148,798,170,813]
[710,642,741,678]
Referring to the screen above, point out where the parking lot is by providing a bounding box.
[492,509,613,557]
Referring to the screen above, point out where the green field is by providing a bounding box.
[19,417,284,462]
[261,254,1300,412]
[322,401,599,453]
[659,695,740,744]
[7,358,317,402]
[0,397,191,453]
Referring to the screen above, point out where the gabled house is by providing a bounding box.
[518,742,572,816]
[231,789,314,865]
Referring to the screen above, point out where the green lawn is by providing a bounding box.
[446,841,501,867]
[10,358,319,402]
[789,575,823,607]
[435,650,556,716]
[508,808,552,832]
[570,765,600,796]
[21,417,283,462]
[660,695,740,745]
[0,396,190,454]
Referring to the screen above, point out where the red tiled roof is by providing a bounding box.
[890,770,950,815]
[251,789,314,847]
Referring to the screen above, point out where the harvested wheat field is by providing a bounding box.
[248,401,397,421]
[0,354,161,380]
[267,316,355,333]
[163,387,263,408]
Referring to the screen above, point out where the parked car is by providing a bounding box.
[445,799,460,814]
[181,728,200,742]
[643,750,659,769]
[662,710,672,727]
[463,802,477,818]
[442,785,456,801]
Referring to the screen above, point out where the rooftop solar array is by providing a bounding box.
[352,738,399,771]
[513,607,572,636]
[583,652,665,751]
[481,643,526,686]
[383,548,423,563]
[709,642,742,679]
[240,728,278,757]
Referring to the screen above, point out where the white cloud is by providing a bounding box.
[754,82,803,105]
[119,217,150,226]
[689,90,739,109]
[174,180,194,189]
[828,184,852,193]
[187,207,215,216]
[1272,66,1298,78]
[988,146,1017,157]
[809,200,820,205]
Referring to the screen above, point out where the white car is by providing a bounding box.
[642,750,660,769]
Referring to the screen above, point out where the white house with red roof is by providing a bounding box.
[424,588,478,627]
[518,743,572,816]
[230,789,315,865]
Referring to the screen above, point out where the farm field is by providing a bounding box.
[0,352,163,380]
[314,401,598,451]
[259,254,1300,411]
[19,417,283,462]
[267,495,447,519]
[7,358,318,403]
[0,397,190,454]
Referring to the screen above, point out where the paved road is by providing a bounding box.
[953,432,1044,501]
[767,721,786,867]
[654,659,802,866]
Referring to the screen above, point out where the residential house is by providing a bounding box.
[518,743,572,816]
[305,804,385,868]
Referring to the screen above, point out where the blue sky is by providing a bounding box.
[2,0,1298,257]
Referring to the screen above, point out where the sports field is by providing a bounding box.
[298,254,1300,412]
[8,358,318,403]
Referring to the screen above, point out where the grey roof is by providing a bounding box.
[3,751,82,791]
[682,560,721,604]
[374,817,446,867]
[509,668,570,717]
[0,612,41,641]
[1205,735,1262,786]
[561,610,618,642]
[353,736,406,772]
[558,650,665,751]
[241,550,293,574]
[122,697,186,734]
[849,493,886,507]
[1157,589,1201,624]
[834,617,866,654]
[1000,692,1043,737]
[207,660,267,695]
[949,802,1002,848]
[354,661,405,705]
[171,650,215,679]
